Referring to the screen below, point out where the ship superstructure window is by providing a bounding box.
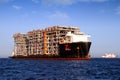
[65,36,71,42]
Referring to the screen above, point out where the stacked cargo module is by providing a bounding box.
[11,26,91,60]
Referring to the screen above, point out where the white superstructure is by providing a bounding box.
[102,54,117,58]
[61,32,90,43]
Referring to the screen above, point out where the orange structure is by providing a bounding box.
[11,26,85,57]
[43,32,47,54]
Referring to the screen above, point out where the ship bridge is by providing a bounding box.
[60,32,91,44]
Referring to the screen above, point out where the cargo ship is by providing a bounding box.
[10,26,91,60]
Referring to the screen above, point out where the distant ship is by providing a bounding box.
[10,26,91,60]
[102,54,117,58]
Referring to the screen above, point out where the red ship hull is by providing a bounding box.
[10,57,90,60]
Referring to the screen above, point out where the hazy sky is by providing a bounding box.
[0,0,120,58]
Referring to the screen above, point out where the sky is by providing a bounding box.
[0,0,120,58]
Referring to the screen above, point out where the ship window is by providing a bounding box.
[71,31,74,33]
[65,36,71,42]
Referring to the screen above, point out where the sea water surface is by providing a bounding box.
[0,58,120,80]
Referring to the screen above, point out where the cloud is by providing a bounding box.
[116,6,120,15]
[42,0,76,5]
[32,0,109,5]
[48,11,69,19]
[80,0,109,2]
[32,0,75,5]
[32,0,39,3]
[12,5,22,10]
[0,0,11,3]
[38,0,109,6]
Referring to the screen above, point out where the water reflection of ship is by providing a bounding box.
[102,54,117,58]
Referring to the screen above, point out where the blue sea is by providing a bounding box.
[0,58,120,80]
